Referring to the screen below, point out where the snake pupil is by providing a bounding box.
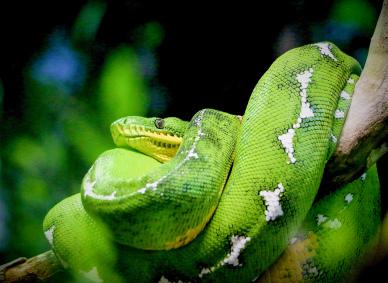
[155,118,165,129]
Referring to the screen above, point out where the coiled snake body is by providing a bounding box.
[43,43,381,282]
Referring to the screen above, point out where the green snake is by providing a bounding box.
[43,42,381,282]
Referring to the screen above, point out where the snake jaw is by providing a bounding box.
[110,116,188,162]
[111,123,183,163]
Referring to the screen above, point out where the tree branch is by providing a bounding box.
[0,251,62,282]
[1,1,387,282]
[323,0,388,189]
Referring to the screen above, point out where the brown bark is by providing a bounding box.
[0,251,62,282]
[323,0,388,189]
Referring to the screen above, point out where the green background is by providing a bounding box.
[0,0,386,281]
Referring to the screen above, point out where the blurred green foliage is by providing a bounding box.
[98,47,150,125]
[331,0,376,32]
[1,1,164,268]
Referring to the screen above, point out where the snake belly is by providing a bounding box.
[42,42,372,283]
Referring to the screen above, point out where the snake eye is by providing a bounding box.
[154,118,165,129]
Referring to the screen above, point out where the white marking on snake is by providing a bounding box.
[221,235,251,266]
[146,181,159,191]
[80,267,103,283]
[306,266,319,276]
[193,112,203,127]
[297,69,315,119]
[347,78,355,84]
[159,276,171,283]
[56,254,69,269]
[198,267,215,278]
[278,129,296,163]
[44,225,55,246]
[326,218,342,229]
[260,183,285,221]
[187,148,199,159]
[44,227,68,268]
[289,237,298,245]
[251,276,260,282]
[314,42,338,61]
[159,276,189,283]
[340,90,351,100]
[84,178,117,200]
[198,234,251,277]
[279,68,314,163]
[345,193,353,203]
[334,110,345,119]
[330,134,337,143]
[316,214,327,225]
[302,258,319,279]
[360,172,367,181]
[159,276,170,283]
[134,110,206,195]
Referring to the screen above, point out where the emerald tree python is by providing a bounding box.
[43,42,381,282]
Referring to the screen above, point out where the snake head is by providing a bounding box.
[110,116,188,163]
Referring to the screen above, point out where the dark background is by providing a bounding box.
[0,0,386,282]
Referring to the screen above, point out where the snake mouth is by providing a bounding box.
[111,124,183,163]
[112,123,182,144]
[125,135,182,149]
[110,121,185,162]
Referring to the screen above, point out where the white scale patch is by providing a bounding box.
[316,214,327,225]
[360,172,367,181]
[278,69,314,164]
[134,110,206,195]
[289,237,299,245]
[317,214,342,229]
[58,256,69,269]
[44,225,55,246]
[326,218,342,230]
[314,42,338,61]
[84,178,116,200]
[278,129,296,163]
[198,267,214,278]
[193,113,203,127]
[158,276,189,283]
[297,69,315,120]
[146,181,159,191]
[334,110,345,119]
[260,183,285,221]
[340,90,351,100]
[187,148,199,159]
[43,231,69,269]
[159,276,171,283]
[347,78,355,84]
[251,276,260,282]
[197,235,251,278]
[330,134,337,144]
[222,235,251,266]
[80,267,103,283]
[306,266,319,277]
[345,193,353,203]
